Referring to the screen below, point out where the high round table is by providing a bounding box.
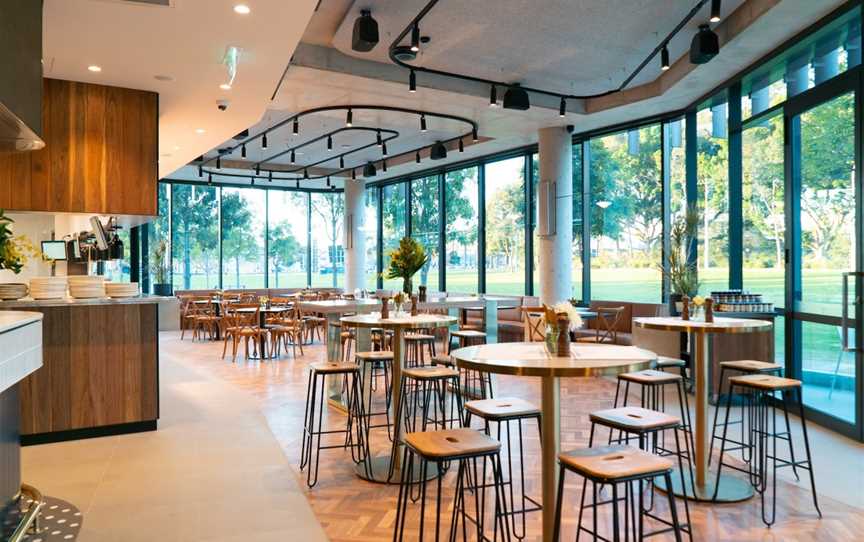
[341,312,457,483]
[451,341,656,542]
[633,316,772,503]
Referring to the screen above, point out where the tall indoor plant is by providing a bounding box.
[385,237,428,295]
[151,239,172,296]
[660,207,700,315]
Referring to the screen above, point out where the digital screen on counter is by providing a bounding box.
[41,240,67,261]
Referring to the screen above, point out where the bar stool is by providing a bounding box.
[464,398,542,540]
[713,374,821,526]
[448,329,488,353]
[354,351,394,441]
[405,332,437,367]
[552,445,686,542]
[613,369,694,456]
[393,428,511,542]
[586,407,692,540]
[656,355,687,380]
[299,361,365,488]
[449,330,493,400]
[709,360,782,467]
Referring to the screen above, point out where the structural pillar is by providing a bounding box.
[536,126,573,305]
[343,179,366,292]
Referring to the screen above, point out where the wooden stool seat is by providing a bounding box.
[405,428,500,459]
[655,356,685,368]
[729,374,801,391]
[405,333,436,341]
[465,398,540,420]
[402,366,459,380]
[452,329,487,339]
[720,359,782,372]
[310,361,361,374]
[559,445,673,482]
[589,406,680,432]
[618,369,682,385]
[430,354,454,367]
[355,351,394,362]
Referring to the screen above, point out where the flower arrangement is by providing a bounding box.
[542,302,580,356]
[385,237,428,295]
[659,206,700,298]
[0,210,38,274]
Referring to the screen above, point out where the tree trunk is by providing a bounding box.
[183,227,191,289]
[235,256,240,288]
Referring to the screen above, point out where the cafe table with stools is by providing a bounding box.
[451,341,656,542]
[633,315,772,503]
[340,312,457,483]
[234,305,291,359]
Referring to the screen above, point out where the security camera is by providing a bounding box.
[216,99,230,112]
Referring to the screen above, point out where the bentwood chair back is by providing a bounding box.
[521,307,546,342]
[596,306,625,344]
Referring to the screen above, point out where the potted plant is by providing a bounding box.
[659,207,700,315]
[151,239,172,296]
[0,210,38,299]
[385,237,428,295]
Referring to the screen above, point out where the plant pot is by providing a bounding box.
[669,293,683,316]
[153,283,173,297]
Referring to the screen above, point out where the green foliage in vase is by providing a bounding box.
[660,206,700,296]
[151,239,169,284]
[385,236,428,294]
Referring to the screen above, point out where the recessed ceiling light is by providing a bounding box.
[233,4,251,15]
[196,128,206,134]
[219,83,232,90]
[87,65,102,72]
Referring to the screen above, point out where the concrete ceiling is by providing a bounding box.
[42,0,318,179]
[173,0,849,189]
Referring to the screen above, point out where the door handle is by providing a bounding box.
[841,271,863,352]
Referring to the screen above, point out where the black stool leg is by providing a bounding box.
[795,388,822,519]
[552,464,566,542]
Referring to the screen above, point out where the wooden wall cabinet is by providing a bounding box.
[0,78,158,217]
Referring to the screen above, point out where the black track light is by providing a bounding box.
[326,176,331,187]
[198,165,203,177]
[363,162,377,177]
[351,168,356,180]
[268,170,273,182]
[420,114,427,132]
[352,9,379,52]
[382,159,387,172]
[430,141,447,160]
[339,155,345,168]
[661,45,670,71]
[303,168,309,179]
[290,149,296,164]
[376,130,383,146]
[292,117,299,136]
[295,180,300,189]
[559,97,566,118]
[710,0,721,23]
[415,150,421,164]
[262,133,268,150]
[409,70,417,93]
[241,144,247,158]
[410,23,420,53]
[216,156,221,170]
[346,108,353,127]
[458,138,464,153]
[690,24,719,64]
[382,141,388,156]
[327,135,333,151]
[255,164,260,176]
[503,83,530,110]
[250,177,255,186]
[208,172,213,185]
[489,85,498,107]
[472,127,479,142]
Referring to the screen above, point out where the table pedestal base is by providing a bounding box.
[354,454,440,484]
[655,469,754,502]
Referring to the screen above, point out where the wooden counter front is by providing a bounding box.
[12,302,158,442]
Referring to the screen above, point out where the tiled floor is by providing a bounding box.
[22,331,864,541]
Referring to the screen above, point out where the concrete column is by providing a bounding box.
[343,179,366,292]
[536,127,573,305]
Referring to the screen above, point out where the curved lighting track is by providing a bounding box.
[199,105,478,185]
[389,0,714,101]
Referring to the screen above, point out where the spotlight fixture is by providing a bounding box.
[208,172,213,185]
[87,65,102,73]
[472,127,479,142]
[339,155,345,168]
[233,4,251,15]
[255,164,260,176]
[376,130,383,146]
[661,46,670,71]
[352,9,380,52]
[346,108,353,127]
[559,97,566,118]
[290,149,296,164]
[409,70,417,93]
[430,140,447,160]
[304,168,309,179]
[262,133,268,150]
[216,156,222,170]
[326,176,331,187]
[198,165,203,177]
[268,170,273,182]
[327,135,333,151]
[382,159,388,172]
[382,141,388,156]
[296,180,300,189]
[250,177,255,186]
[351,168,356,180]
[710,0,721,23]
[690,24,719,64]
[292,117,299,135]
[416,151,421,164]
[489,85,498,107]
[363,162,377,177]
[458,138,464,153]
[410,23,421,52]
[241,144,247,158]
[420,114,427,132]
[503,83,530,110]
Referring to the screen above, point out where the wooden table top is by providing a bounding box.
[451,342,656,377]
[234,306,290,314]
[340,313,457,329]
[632,316,773,334]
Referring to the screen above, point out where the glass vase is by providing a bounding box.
[544,324,561,355]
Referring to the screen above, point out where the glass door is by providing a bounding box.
[786,83,862,438]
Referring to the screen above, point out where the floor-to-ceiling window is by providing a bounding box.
[696,99,729,294]
[364,187,379,291]
[268,191,308,289]
[221,188,265,289]
[172,184,219,290]
[445,166,479,293]
[381,182,407,291]
[589,125,663,302]
[310,192,344,288]
[485,157,526,295]
[410,175,440,292]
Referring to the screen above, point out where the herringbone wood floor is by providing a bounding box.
[163,332,863,541]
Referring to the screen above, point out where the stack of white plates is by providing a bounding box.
[68,276,106,299]
[30,277,68,299]
[0,283,28,300]
[105,282,139,298]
